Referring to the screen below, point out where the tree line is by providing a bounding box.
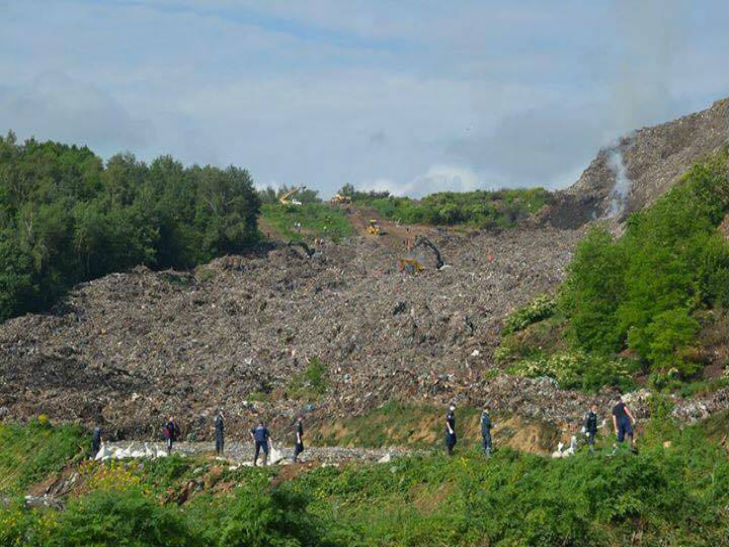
[0,133,260,321]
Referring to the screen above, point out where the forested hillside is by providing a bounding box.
[499,149,729,391]
[0,133,260,321]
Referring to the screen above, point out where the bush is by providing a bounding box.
[511,350,636,392]
[502,295,556,335]
[559,150,729,373]
[186,475,323,547]
[49,487,193,547]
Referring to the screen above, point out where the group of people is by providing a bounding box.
[92,396,637,464]
[445,395,637,457]
[161,411,305,466]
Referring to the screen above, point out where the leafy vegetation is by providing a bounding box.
[338,184,551,228]
[499,151,729,389]
[0,133,260,321]
[288,357,330,400]
[502,295,556,335]
[2,416,728,547]
[560,150,729,379]
[0,419,86,494]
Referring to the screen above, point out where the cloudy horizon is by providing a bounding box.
[1,0,726,197]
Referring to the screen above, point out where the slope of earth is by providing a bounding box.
[544,97,728,228]
[0,226,585,439]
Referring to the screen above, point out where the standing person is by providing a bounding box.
[250,421,273,466]
[480,406,493,458]
[164,416,179,454]
[584,404,599,454]
[445,404,457,456]
[612,396,636,452]
[91,426,103,457]
[214,410,225,456]
[293,416,304,463]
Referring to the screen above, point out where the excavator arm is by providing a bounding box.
[412,235,444,269]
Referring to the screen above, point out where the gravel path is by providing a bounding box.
[107,440,419,464]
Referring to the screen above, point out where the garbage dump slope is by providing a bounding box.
[0,226,586,437]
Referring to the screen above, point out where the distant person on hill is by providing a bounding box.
[293,416,305,463]
[214,410,225,456]
[612,396,636,452]
[481,406,493,458]
[445,404,457,455]
[584,404,599,454]
[164,416,179,453]
[251,421,273,466]
[92,426,103,457]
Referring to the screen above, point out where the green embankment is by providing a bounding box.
[0,418,86,494]
[2,412,728,547]
[260,203,354,242]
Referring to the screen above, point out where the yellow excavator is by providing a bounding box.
[366,219,383,235]
[398,235,444,273]
[330,193,352,205]
[279,186,306,206]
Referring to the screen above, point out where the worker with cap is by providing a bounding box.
[480,405,493,458]
[584,404,598,454]
[445,404,457,455]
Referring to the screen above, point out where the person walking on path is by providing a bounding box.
[164,416,179,454]
[293,416,304,463]
[214,410,225,456]
[445,404,457,456]
[251,421,273,466]
[481,406,493,458]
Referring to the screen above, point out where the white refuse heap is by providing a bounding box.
[94,442,168,461]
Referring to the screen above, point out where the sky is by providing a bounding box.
[0,0,727,197]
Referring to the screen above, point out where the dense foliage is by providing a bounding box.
[338,185,551,228]
[559,151,729,378]
[2,416,728,547]
[0,133,260,321]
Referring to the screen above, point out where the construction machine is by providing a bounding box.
[279,186,306,206]
[398,234,444,273]
[330,193,352,205]
[366,219,383,235]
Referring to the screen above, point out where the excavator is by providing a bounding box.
[279,186,306,206]
[398,235,444,273]
[330,193,352,205]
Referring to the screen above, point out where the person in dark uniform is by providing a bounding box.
[92,426,103,457]
[584,404,598,454]
[445,404,457,455]
[293,416,304,463]
[250,422,273,466]
[612,396,636,451]
[214,410,225,456]
[480,406,493,458]
[164,416,179,453]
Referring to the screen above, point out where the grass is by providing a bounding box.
[2,414,728,546]
[261,203,354,242]
[0,418,87,494]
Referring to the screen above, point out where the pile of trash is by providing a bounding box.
[94,442,168,461]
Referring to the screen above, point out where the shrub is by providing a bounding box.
[502,295,556,335]
[49,487,193,547]
[511,350,636,392]
[559,150,729,374]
